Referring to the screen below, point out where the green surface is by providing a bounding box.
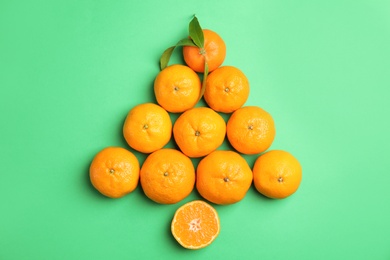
[1,0,390,259]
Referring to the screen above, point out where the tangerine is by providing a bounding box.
[140,149,195,204]
[89,147,140,198]
[183,29,226,73]
[227,106,275,155]
[253,150,302,199]
[171,200,220,249]
[204,66,250,113]
[154,64,201,113]
[123,103,172,154]
[196,150,253,205]
[173,107,226,158]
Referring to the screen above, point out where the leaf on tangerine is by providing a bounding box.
[189,16,204,48]
[160,46,175,70]
[159,38,197,70]
[176,38,197,47]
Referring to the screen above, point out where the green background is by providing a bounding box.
[1,0,390,259]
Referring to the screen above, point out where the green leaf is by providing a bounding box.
[160,46,175,70]
[159,16,203,70]
[189,16,204,48]
[159,38,197,70]
[176,38,197,47]
[198,61,209,102]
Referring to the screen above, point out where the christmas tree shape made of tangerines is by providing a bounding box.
[89,15,302,250]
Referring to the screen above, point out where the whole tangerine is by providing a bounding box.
[89,147,140,198]
[154,64,201,113]
[140,149,195,204]
[173,107,226,158]
[123,103,172,154]
[183,29,226,73]
[253,150,302,199]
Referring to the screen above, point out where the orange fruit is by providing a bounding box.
[123,103,172,154]
[89,147,140,198]
[204,66,250,113]
[154,64,201,113]
[173,107,226,158]
[171,200,220,249]
[196,150,253,205]
[183,29,226,73]
[253,150,302,199]
[140,149,195,204]
[227,106,275,155]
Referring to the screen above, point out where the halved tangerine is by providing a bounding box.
[171,200,220,249]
